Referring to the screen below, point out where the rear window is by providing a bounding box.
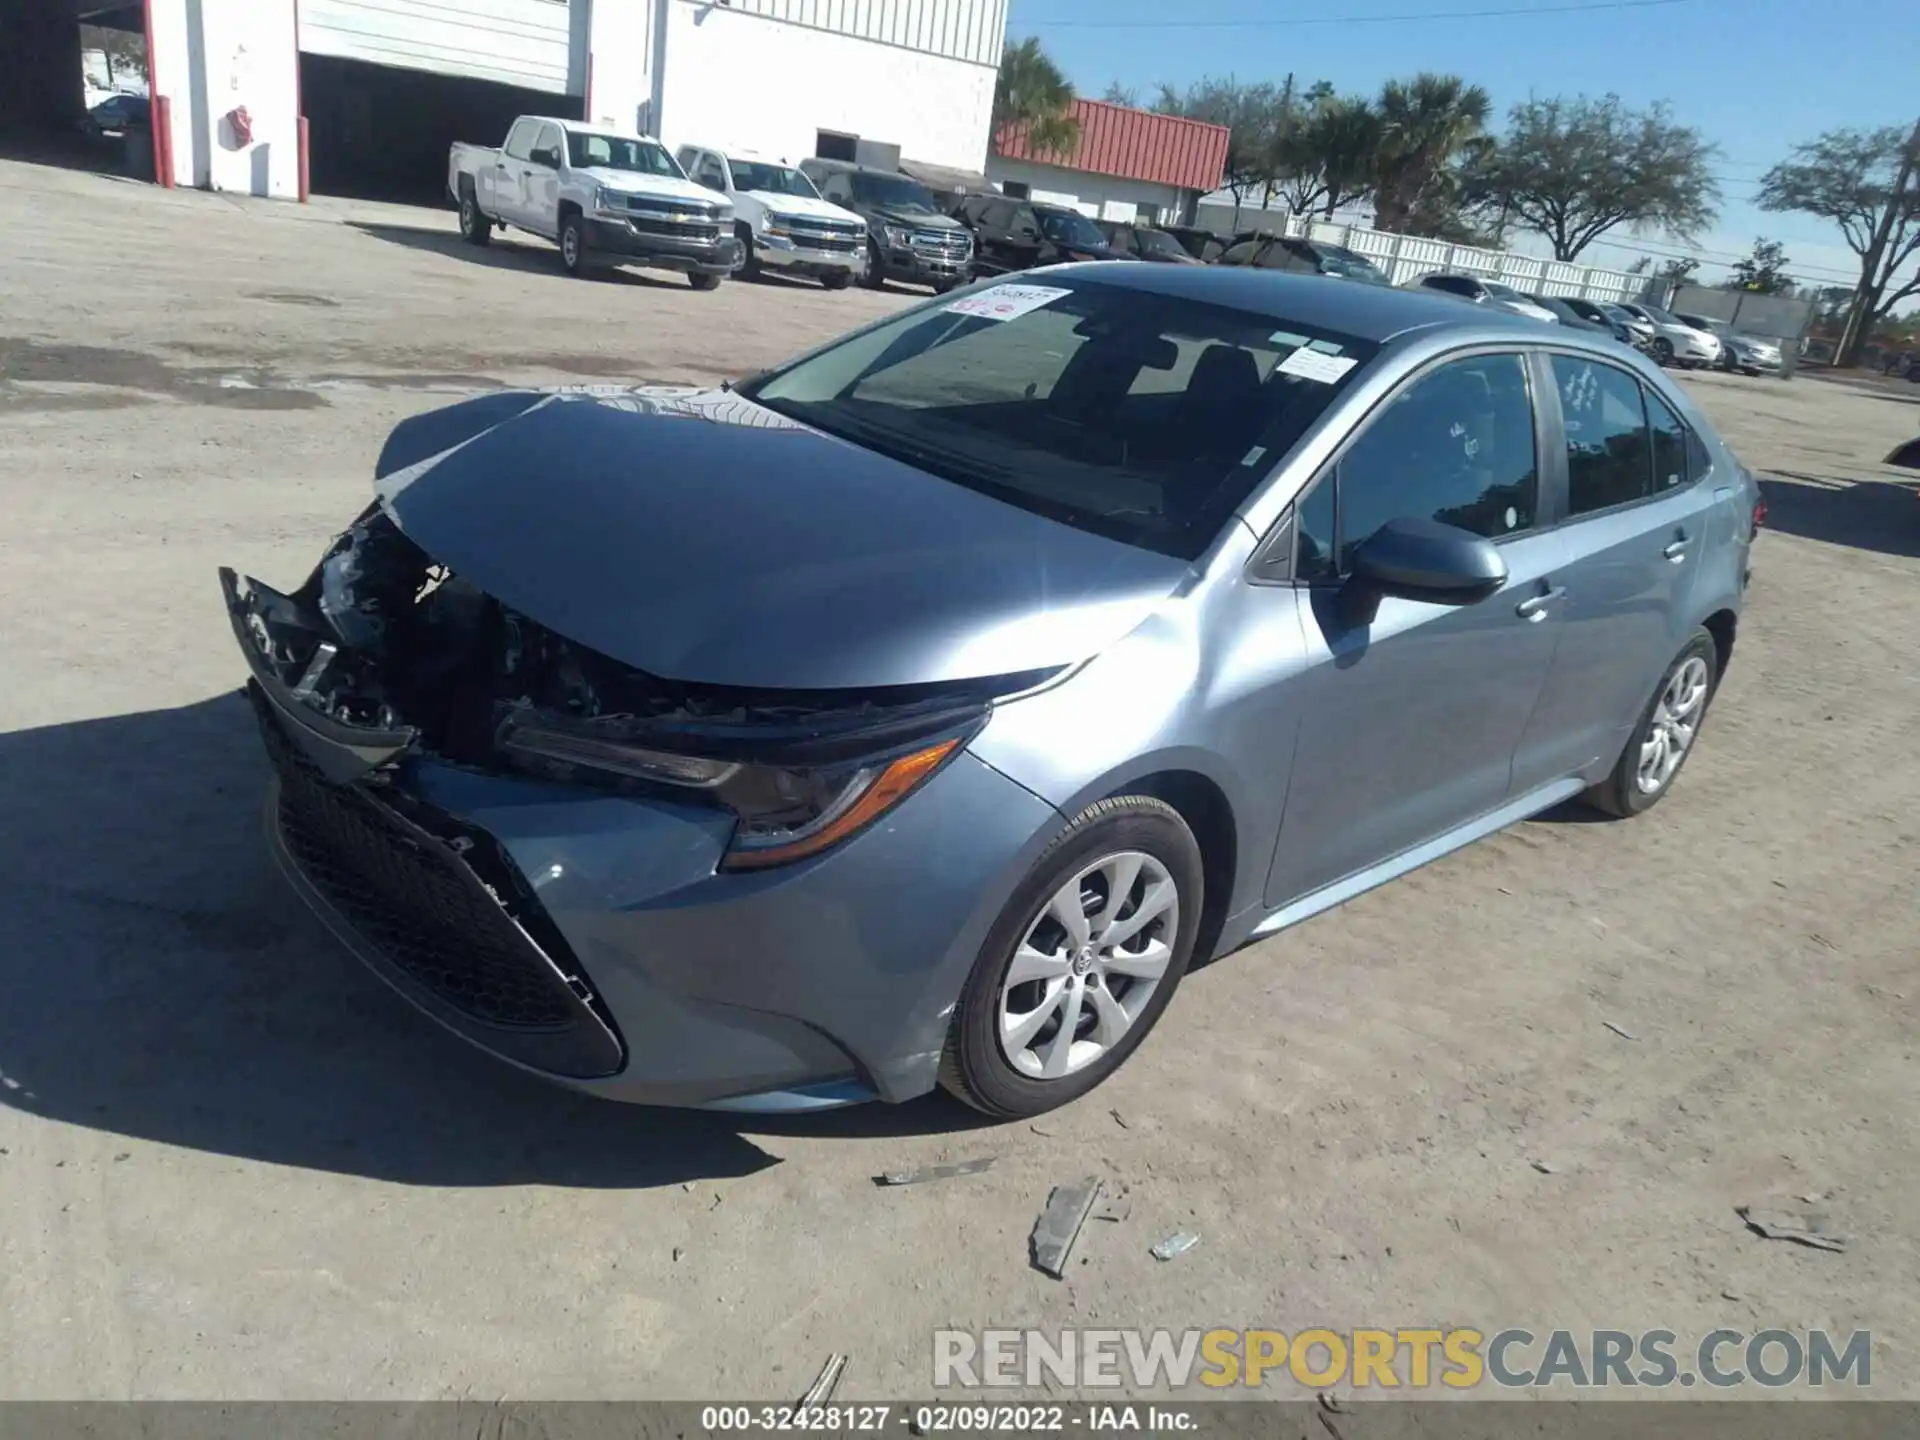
[739,278,1380,561]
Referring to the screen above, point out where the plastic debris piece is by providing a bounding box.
[1151,1230,1201,1261]
[1031,1178,1103,1277]
[798,1353,847,1406]
[875,1157,996,1187]
[1530,1159,1556,1174]
[1109,1108,1131,1130]
[1602,1021,1638,1040]
[1738,1202,1848,1253]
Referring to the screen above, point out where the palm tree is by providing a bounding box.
[1371,73,1492,233]
[993,38,1081,159]
[1276,94,1382,220]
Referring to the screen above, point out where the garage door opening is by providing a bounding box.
[302,53,580,204]
[0,3,150,179]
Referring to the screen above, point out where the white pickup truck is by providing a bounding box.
[448,117,740,289]
[673,144,867,289]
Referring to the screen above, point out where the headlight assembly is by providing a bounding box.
[496,714,971,871]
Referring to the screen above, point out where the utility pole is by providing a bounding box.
[1837,115,1920,367]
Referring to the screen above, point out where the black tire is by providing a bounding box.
[558,212,590,277]
[1581,628,1720,819]
[1652,337,1674,366]
[862,239,887,290]
[733,222,759,279]
[821,269,851,290]
[939,796,1203,1120]
[689,271,722,291]
[458,188,491,246]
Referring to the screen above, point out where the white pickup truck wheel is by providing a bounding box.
[559,214,590,278]
[459,191,491,247]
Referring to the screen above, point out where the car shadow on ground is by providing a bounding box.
[1759,471,1920,560]
[0,692,993,1191]
[347,221,698,291]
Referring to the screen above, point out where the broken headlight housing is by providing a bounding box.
[496,713,974,872]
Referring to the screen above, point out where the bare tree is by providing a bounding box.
[1758,124,1920,364]
[1474,95,1720,260]
[1153,77,1282,225]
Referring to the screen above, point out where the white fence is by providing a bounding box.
[1197,204,1648,304]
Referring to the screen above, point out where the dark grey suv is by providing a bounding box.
[798,159,974,292]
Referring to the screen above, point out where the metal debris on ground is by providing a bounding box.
[1602,1021,1639,1040]
[1109,1108,1130,1130]
[1530,1159,1556,1174]
[1738,1201,1848,1253]
[1031,1178,1103,1277]
[1092,1183,1132,1223]
[874,1157,996,1187]
[1150,1230,1200,1262]
[798,1353,848,1406]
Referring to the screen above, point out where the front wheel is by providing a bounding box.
[689,271,723,291]
[862,240,887,290]
[733,223,758,279]
[821,270,851,291]
[939,797,1203,1120]
[1582,629,1719,818]
[1652,337,1674,366]
[559,213,590,277]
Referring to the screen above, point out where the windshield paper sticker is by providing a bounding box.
[1278,348,1359,383]
[943,285,1073,322]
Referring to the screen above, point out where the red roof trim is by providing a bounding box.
[993,98,1230,194]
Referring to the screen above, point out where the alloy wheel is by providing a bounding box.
[1636,656,1710,794]
[562,226,580,269]
[998,851,1179,1080]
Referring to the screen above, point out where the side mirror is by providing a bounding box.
[531,146,559,169]
[1347,516,1507,606]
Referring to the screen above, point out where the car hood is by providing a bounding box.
[370,388,1188,691]
[869,206,965,232]
[575,167,727,210]
[746,192,863,226]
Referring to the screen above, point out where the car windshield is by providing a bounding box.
[1136,229,1188,259]
[1642,305,1684,326]
[1315,248,1391,285]
[567,132,680,176]
[730,160,819,198]
[1600,304,1639,325]
[1483,281,1526,300]
[737,278,1380,561]
[850,172,940,213]
[1039,210,1108,248]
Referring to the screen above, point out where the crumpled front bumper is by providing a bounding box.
[223,569,1066,1109]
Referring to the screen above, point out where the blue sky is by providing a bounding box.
[1006,0,1919,289]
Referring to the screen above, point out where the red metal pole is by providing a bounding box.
[294,0,309,200]
[143,0,173,187]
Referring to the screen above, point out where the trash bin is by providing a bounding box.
[124,128,155,182]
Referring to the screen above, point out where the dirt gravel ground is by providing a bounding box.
[1,159,1916,1403]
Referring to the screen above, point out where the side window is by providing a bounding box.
[983,200,1014,229]
[1330,354,1541,572]
[823,174,853,204]
[1294,473,1338,583]
[533,124,563,166]
[675,146,699,171]
[504,120,536,161]
[1014,206,1039,235]
[1551,354,1653,515]
[1221,241,1259,265]
[697,156,727,190]
[1644,388,1692,492]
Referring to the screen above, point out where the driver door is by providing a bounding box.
[1266,350,1571,907]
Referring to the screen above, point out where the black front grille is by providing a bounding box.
[629,217,721,242]
[252,689,599,1041]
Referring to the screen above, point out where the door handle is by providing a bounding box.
[1516,585,1567,620]
[1663,540,1689,561]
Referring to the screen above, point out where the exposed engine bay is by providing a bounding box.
[225,505,1055,794]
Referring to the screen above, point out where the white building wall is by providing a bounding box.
[150,0,302,199]
[650,0,996,171]
[983,157,1186,225]
[585,0,658,132]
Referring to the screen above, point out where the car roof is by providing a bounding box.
[1031,263,1550,343]
[552,118,658,141]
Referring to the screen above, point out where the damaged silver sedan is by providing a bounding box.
[225,266,1752,1118]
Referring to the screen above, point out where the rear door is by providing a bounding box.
[523,123,566,237]
[1267,349,1570,906]
[491,119,538,224]
[1514,351,1718,788]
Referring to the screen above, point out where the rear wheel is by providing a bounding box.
[863,239,886,290]
[1582,629,1719,818]
[821,270,851,290]
[689,271,723,291]
[939,797,1202,1120]
[459,189,491,246]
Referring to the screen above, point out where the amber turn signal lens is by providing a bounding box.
[721,737,963,871]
